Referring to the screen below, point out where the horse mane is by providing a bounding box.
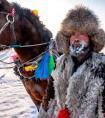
[12,3,52,41]
[12,3,44,32]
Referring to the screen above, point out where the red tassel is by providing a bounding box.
[8,8,16,17]
[57,108,70,118]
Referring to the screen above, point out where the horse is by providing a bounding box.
[0,0,55,110]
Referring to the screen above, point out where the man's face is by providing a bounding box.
[69,32,90,57]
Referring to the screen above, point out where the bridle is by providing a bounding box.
[0,8,15,34]
[0,8,50,48]
[0,8,18,48]
[0,8,53,72]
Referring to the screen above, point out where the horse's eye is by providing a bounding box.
[0,4,4,11]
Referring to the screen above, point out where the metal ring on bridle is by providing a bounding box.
[6,14,14,24]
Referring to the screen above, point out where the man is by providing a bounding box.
[38,6,105,118]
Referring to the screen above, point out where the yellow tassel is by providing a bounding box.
[32,10,38,16]
[24,65,38,71]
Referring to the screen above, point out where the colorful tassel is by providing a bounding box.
[32,9,38,16]
[24,65,37,71]
[10,54,18,62]
[48,54,55,75]
[34,50,55,80]
[57,108,70,118]
[35,52,50,80]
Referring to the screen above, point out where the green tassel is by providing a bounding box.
[48,55,55,75]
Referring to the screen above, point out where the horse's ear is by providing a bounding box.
[0,0,7,4]
[0,0,8,6]
[0,0,2,4]
[0,0,11,11]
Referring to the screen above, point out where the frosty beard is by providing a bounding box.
[69,41,90,57]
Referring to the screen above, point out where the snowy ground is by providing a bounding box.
[1,48,105,118]
[0,49,38,118]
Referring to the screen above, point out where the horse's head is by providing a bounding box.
[0,0,52,62]
[0,0,22,49]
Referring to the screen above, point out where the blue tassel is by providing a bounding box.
[35,52,50,80]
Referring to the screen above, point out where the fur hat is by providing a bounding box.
[56,6,105,53]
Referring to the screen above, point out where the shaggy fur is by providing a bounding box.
[56,31,69,54]
[56,6,105,53]
[38,52,105,118]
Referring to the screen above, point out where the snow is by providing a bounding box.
[0,49,38,118]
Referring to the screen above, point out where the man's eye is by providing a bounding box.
[64,35,70,38]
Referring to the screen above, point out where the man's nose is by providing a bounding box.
[75,38,79,41]
[74,38,80,42]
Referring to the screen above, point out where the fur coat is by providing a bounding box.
[38,52,105,118]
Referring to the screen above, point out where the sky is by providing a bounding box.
[8,0,105,37]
